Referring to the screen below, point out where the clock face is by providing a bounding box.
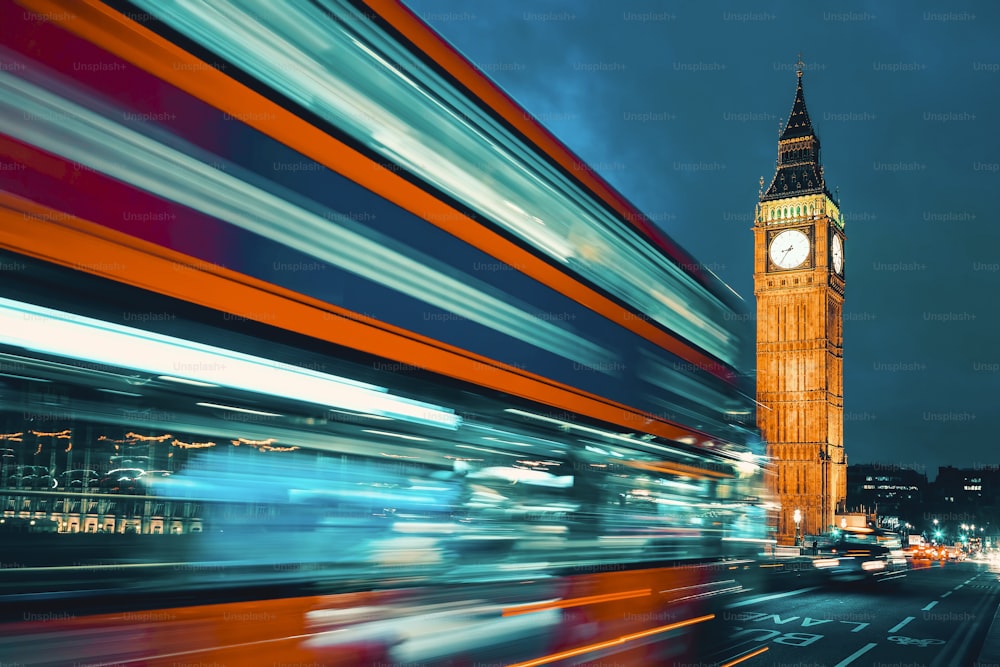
[831,234,844,274]
[769,229,811,269]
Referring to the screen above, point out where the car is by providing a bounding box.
[813,538,907,585]
[907,545,947,561]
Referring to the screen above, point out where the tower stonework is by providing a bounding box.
[754,69,847,545]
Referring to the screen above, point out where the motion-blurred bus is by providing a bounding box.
[0,0,773,664]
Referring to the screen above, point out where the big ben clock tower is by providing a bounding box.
[754,65,847,545]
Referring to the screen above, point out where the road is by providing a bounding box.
[686,559,1000,667]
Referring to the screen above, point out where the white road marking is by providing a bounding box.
[735,613,869,633]
[723,587,819,609]
[834,642,878,667]
[888,616,914,633]
[941,591,952,598]
[922,601,938,611]
[888,636,945,647]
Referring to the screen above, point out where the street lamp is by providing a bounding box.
[794,508,802,546]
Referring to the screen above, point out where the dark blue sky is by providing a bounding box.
[403,0,1000,479]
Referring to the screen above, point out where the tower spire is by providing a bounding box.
[780,68,814,140]
[760,66,828,201]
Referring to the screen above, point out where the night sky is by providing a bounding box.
[402,0,1000,479]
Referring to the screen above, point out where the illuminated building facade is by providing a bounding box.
[753,66,848,544]
[845,463,927,525]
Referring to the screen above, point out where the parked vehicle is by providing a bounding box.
[99,468,145,493]
[57,469,100,490]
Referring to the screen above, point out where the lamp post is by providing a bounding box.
[794,508,802,547]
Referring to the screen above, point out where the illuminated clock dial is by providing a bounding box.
[831,234,844,274]
[769,229,810,269]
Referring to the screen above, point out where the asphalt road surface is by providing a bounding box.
[684,559,1000,667]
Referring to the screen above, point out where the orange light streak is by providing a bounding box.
[720,645,769,666]
[125,432,173,442]
[29,429,71,438]
[505,614,715,667]
[624,458,732,479]
[171,439,216,450]
[502,588,651,617]
[231,438,277,446]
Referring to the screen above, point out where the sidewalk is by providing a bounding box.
[976,603,1000,666]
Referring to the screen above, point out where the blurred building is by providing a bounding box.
[845,463,927,527]
[930,466,1000,505]
[1,429,204,535]
[925,466,1000,542]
